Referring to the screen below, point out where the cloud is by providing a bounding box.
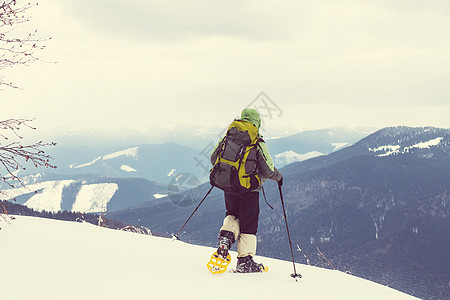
[2,0,449,131]
[53,0,303,41]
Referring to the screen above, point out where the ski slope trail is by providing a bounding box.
[1,216,418,300]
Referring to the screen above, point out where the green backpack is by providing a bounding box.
[210,119,261,194]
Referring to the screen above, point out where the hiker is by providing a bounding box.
[210,108,283,273]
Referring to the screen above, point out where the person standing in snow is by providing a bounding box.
[210,108,283,273]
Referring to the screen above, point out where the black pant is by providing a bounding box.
[224,191,260,235]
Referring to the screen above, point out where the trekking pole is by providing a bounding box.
[172,185,214,241]
[278,184,302,280]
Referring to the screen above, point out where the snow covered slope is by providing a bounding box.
[4,180,76,212]
[2,180,117,213]
[274,150,324,166]
[1,216,417,300]
[1,176,165,213]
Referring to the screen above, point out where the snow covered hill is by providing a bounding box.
[0,215,417,300]
[1,176,166,213]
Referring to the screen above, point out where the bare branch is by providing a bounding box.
[1,1,48,88]
[0,118,36,139]
[316,245,337,270]
[0,118,56,203]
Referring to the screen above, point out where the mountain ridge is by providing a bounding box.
[109,126,450,299]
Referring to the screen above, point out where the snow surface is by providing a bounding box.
[409,137,443,149]
[369,137,443,157]
[71,183,119,213]
[274,150,323,165]
[3,169,20,178]
[332,142,350,151]
[167,168,176,176]
[102,146,139,160]
[120,164,137,172]
[1,216,418,300]
[73,156,101,168]
[21,173,44,185]
[153,193,168,199]
[72,147,139,169]
[3,180,75,212]
[369,145,402,157]
[3,181,119,213]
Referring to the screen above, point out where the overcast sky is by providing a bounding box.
[1,0,449,133]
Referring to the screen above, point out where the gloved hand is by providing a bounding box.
[278,176,283,187]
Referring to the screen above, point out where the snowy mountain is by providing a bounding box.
[110,126,450,299]
[274,150,324,166]
[362,126,448,158]
[266,126,374,167]
[32,126,374,180]
[0,215,418,300]
[259,126,450,299]
[2,174,166,213]
[282,126,450,175]
[0,125,374,217]
[41,143,204,184]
